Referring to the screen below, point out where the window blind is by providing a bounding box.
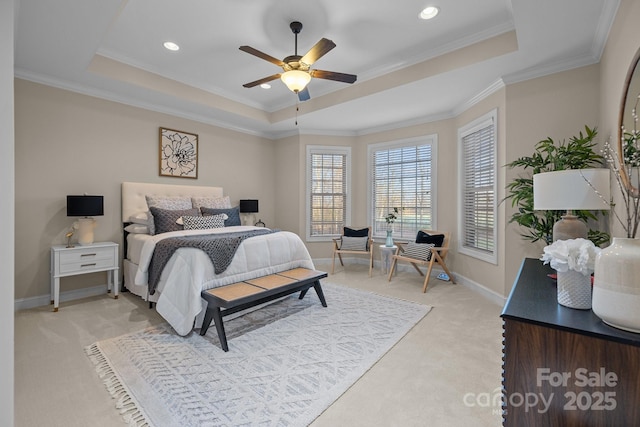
[461,119,495,254]
[371,142,433,240]
[308,150,348,237]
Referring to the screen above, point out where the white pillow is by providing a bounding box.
[129,211,151,225]
[182,214,227,230]
[124,224,150,234]
[340,236,369,251]
[192,196,231,209]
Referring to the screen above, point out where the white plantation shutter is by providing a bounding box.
[306,146,351,240]
[459,110,497,263]
[369,136,436,240]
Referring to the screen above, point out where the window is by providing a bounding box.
[368,136,437,240]
[458,109,497,264]
[306,146,351,241]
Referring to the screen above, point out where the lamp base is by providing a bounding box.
[553,214,587,241]
[74,217,96,245]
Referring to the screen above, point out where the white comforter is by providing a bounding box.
[134,226,314,335]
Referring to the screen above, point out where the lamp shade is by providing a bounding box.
[281,70,311,93]
[67,195,104,217]
[239,199,259,213]
[533,169,610,211]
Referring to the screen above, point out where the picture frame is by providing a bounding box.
[159,127,198,179]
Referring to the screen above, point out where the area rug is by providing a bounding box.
[86,282,431,427]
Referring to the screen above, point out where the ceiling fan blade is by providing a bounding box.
[298,87,311,101]
[242,74,282,88]
[310,69,357,84]
[239,46,284,67]
[300,38,336,66]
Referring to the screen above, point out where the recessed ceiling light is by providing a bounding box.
[163,41,180,51]
[260,83,271,89]
[419,6,439,20]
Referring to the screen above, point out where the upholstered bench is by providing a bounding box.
[200,268,328,351]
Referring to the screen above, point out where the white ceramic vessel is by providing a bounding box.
[592,238,640,333]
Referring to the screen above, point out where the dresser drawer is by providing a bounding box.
[58,257,116,274]
[59,246,114,265]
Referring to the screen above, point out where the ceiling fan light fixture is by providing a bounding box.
[419,6,440,20]
[281,70,311,93]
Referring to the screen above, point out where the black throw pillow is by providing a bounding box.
[416,231,445,247]
[344,227,369,237]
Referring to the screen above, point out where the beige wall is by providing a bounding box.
[503,65,600,292]
[14,79,275,300]
[599,0,640,238]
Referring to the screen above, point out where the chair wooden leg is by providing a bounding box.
[423,259,436,293]
[331,251,336,274]
[368,251,373,277]
[433,252,456,284]
[388,258,397,282]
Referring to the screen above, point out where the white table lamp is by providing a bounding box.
[533,168,610,241]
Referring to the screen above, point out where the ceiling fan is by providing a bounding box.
[240,21,357,101]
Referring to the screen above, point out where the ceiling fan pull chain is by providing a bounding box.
[295,100,299,126]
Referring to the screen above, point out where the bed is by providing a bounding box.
[121,182,315,335]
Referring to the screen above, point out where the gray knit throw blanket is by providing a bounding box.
[148,229,276,294]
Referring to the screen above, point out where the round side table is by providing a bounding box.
[379,244,398,275]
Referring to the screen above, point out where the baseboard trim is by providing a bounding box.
[314,256,506,306]
[15,284,109,311]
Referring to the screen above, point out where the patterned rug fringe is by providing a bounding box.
[85,343,152,427]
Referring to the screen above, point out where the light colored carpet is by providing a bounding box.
[86,282,431,427]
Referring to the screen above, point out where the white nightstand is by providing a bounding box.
[50,241,119,312]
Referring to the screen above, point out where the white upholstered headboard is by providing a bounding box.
[121,182,224,221]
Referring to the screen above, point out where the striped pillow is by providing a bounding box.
[340,236,369,251]
[403,242,435,261]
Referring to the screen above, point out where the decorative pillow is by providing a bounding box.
[145,196,193,235]
[344,227,369,237]
[416,231,445,247]
[192,196,231,210]
[124,224,150,234]
[200,206,241,226]
[340,236,369,251]
[403,242,435,261]
[182,214,226,230]
[149,207,199,235]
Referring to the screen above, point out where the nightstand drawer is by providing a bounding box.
[59,247,114,265]
[58,257,116,274]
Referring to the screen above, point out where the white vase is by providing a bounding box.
[593,238,640,333]
[556,270,592,309]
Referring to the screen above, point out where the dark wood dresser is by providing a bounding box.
[501,258,640,426]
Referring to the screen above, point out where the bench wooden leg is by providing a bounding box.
[313,282,328,307]
[211,307,229,352]
[200,306,229,352]
[298,282,327,308]
[200,307,214,336]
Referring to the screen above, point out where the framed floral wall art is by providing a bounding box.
[159,127,198,179]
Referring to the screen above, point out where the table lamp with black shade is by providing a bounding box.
[533,169,610,242]
[239,199,264,227]
[67,195,104,246]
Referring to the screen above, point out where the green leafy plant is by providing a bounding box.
[385,207,400,224]
[504,125,610,246]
